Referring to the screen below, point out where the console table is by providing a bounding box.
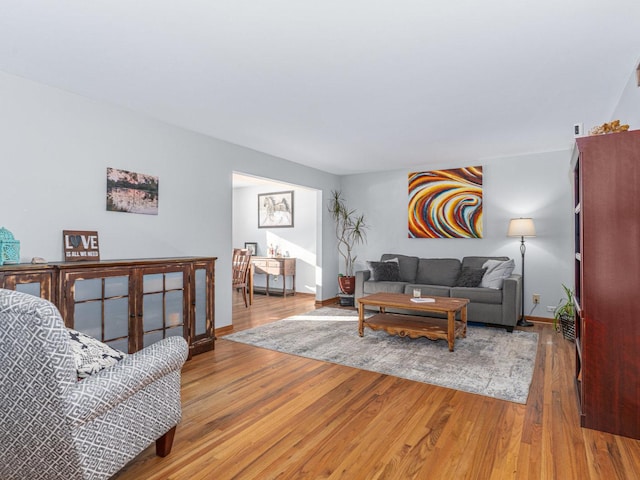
[250,257,296,299]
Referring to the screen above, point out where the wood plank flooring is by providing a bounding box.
[112,291,640,479]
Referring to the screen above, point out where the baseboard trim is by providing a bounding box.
[215,325,234,337]
[526,315,553,324]
[316,297,340,307]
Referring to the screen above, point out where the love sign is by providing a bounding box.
[63,230,100,262]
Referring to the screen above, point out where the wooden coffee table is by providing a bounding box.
[357,293,469,352]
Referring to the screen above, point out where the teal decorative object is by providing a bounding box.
[0,227,20,265]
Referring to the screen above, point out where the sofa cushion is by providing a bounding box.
[455,267,487,287]
[366,259,400,281]
[404,284,451,297]
[415,258,461,287]
[450,287,503,305]
[363,281,407,295]
[461,256,509,270]
[381,254,419,283]
[67,328,127,379]
[480,259,516,289]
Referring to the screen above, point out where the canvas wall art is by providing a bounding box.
[408,166,483,238]
[106,168,159,215]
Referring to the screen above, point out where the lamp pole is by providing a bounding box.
[518,235,533,327]
[507,217,536,328]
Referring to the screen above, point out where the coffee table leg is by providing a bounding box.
[447,311,455,352]
[461,305,467,338]
[358,301,364,337]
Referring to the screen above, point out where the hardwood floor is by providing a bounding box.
[113,291,640,479]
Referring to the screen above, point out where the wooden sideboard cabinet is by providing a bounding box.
[572,130,640,439]
[251,256,296,297]
[0,263,56,301]
[0,257,216,356]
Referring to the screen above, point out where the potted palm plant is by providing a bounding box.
[328,190,368,294]
[554,284,575,341]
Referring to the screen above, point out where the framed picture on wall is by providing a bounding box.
[258,191,294,228]
[106,167,159,215]
[244,242,258,255]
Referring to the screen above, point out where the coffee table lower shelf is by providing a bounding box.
[360,313,466,351]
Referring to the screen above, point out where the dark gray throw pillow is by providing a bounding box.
[455,267,486,287]
[367,261,401,282]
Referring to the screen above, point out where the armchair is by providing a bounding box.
[0,288,189,480]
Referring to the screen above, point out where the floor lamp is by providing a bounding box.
[507,218,536,327]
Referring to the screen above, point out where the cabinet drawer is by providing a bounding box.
[252,259,267,267]
[253,259,280,275]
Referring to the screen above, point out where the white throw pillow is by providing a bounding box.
[480,259,515,289]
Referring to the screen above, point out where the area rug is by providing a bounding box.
[224,307,538,404]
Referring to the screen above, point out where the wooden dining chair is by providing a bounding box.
[232,248,252,307]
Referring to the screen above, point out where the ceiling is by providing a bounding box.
[1,1,638,175]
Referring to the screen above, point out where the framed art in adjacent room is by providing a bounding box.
[258,191,294,228]
[244,242,257,255]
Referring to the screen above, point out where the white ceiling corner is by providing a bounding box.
[1,0,638,175]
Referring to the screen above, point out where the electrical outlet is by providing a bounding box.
[547,306,555,313]
[532,294,540,304]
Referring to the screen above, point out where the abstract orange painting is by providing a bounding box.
[408,166,483,238]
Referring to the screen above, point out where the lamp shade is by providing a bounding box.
[507,218,536,237]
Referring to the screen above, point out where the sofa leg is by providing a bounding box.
[156,426,177,457]
[506,326,514,333]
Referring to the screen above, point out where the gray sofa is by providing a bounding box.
[354,254,522,331]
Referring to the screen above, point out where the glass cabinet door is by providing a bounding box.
[189,259,215,355]
[0,270,54,301]
[194,267,207,336]
[139,267,188,349]
[65,271,131,353]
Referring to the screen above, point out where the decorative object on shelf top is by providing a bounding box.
[589,120,629,135]
[0,227,20,266]
[62,230,100,262]
[267,243,283,257]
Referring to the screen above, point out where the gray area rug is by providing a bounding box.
[224,307,538,404]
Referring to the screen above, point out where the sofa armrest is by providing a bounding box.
[355,270,370,299]
[67,336,188,426]
[501,274,521,326]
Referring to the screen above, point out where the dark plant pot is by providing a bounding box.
[338,276,355,295]
[338,294,354,307]
[560,314,575,341]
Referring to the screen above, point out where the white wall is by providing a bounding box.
[611,60,640,128]
[0,71,341,329]
[0,68,582,323]
[232,184,318,294]
[339,151,574,318]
